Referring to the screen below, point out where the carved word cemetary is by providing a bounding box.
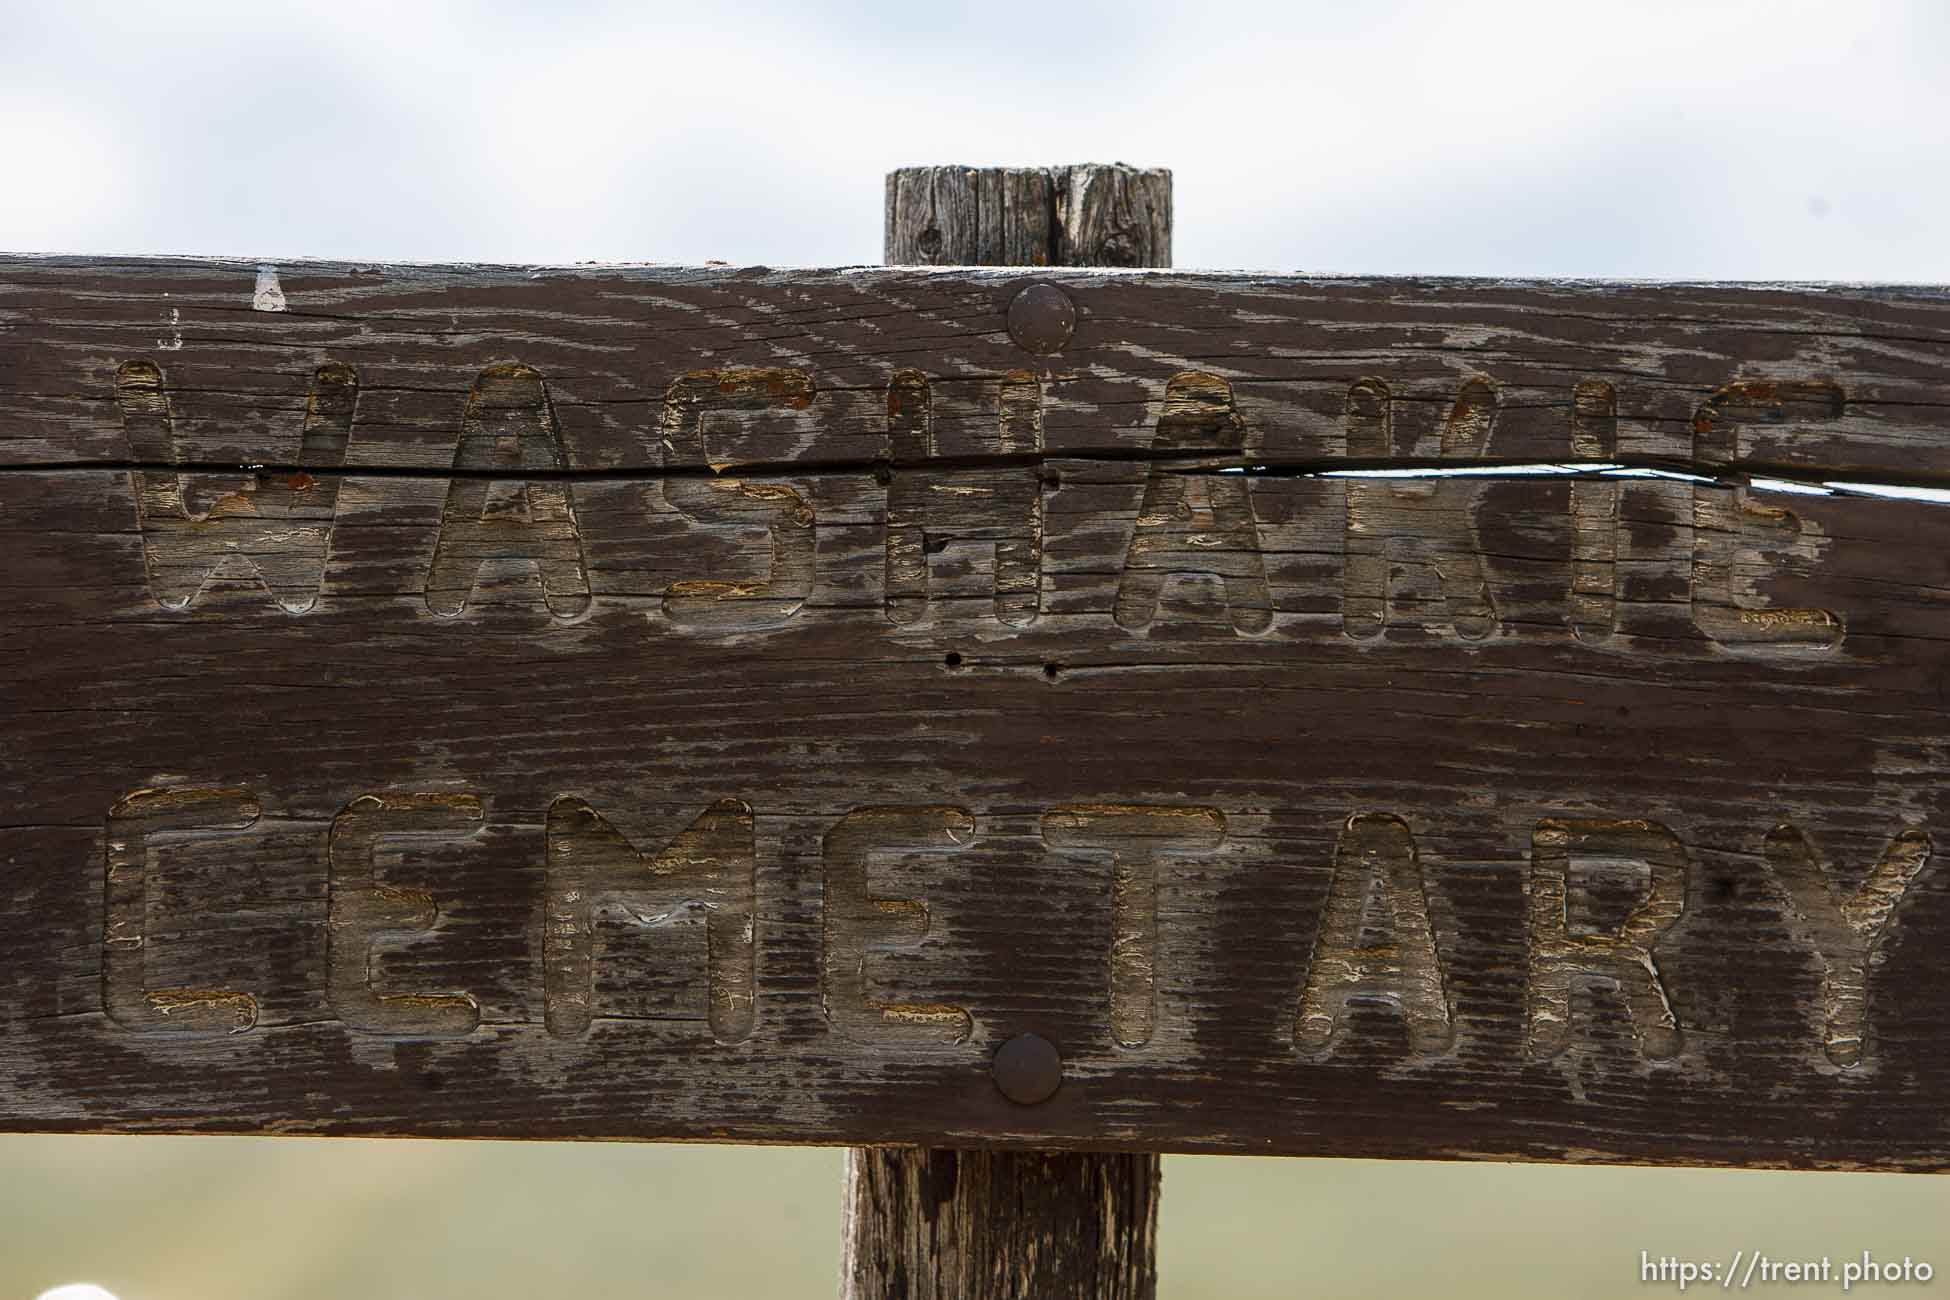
[5,257,1950,1173]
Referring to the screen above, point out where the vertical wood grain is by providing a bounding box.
[845,163,1172,1300]
[884,164,1170,267]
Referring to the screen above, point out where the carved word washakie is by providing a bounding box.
[115,362,1844,649]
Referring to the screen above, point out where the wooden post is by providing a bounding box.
[884,163,1171,267]
[843,163,1173,1300]
[843,1149,1162,1300]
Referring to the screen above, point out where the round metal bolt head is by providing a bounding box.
[1006,284,1076,354]
[991,1032,1063,1105]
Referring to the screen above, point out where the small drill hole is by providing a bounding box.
[1043,662,1063,680]
[944,652,963,668]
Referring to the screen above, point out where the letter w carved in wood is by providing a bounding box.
[115,360,354,612]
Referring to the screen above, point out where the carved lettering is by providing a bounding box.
[1764,824,1932,1068]
[1690,380,1843,648]
[91,773,1943,1081]
[1041,804,1226,1049]
[544,797,756,1043]
[327,793,483,1037]
[115,359,354,612]
[103,786,261,1034]
[104,361,1869,654]
[885,370,1044,626]
[660,369,817,631]
[1113,372,1270,635]
[1296,813,1451,1056]
[821,805,973,1044]
[426,363,591,619]
[1526,819,1687,1061]
[1343,376,1498,640]
[1567,380,1619,643]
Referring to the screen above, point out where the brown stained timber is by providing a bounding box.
[3,257,1950,1173]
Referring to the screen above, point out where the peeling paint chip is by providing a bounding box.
[253,266,286,312]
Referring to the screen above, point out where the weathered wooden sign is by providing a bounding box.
[4,256,1950,1171]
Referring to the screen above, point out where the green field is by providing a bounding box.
[4,1136,1944,1298]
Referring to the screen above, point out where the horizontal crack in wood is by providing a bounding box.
[2,453,1940,501]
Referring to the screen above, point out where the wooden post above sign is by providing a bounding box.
[4,255,1950,1173]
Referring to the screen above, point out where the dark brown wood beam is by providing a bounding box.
[1,253,1949,1179]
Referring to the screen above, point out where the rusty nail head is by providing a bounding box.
[991,1032,1063,1105]
[1006,283,1076,354]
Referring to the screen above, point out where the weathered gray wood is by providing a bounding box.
[1052,165,1171,268]
[843,1150,1160,1300]
[843,169,1170,1300]
[884,165,1169,267]
[4,257,1950,1174]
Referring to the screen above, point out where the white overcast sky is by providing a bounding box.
[2,0,1946,279]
